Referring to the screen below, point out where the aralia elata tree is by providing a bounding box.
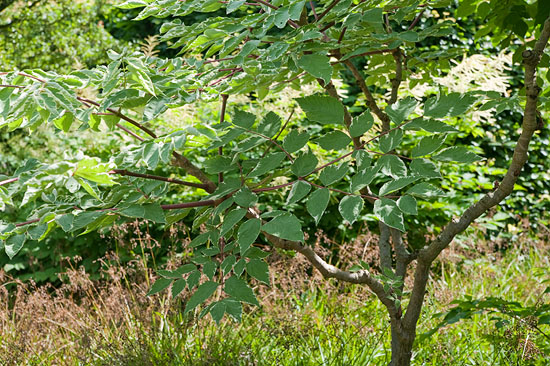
[1,1,549,365]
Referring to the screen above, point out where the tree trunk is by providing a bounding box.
[389,319,415,366]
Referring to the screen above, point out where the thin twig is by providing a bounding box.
[110,169,210,190]
[0,177,19,186]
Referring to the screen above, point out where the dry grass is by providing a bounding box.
[0,226,548,365]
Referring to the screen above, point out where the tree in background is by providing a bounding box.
[0,0,124,71]
[1,1,550,365]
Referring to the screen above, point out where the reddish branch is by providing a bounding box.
[0,177,18,186]
[110,169,210,190]
[317,0,340,22]
[15,218,40,227]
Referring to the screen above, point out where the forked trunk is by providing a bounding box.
[389,319,415,366]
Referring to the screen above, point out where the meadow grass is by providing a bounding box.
[1,234,549,366]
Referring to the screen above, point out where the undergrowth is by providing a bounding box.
[0,230,549,366]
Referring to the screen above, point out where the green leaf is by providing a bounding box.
[411,135,446,157]
[374,198,405,232]
[223,298,243,321]
[27,224,48,240]
[350,165,380,192]
[53,112,74,132]
[289,1,305,20]
[315,131,351,150]
[283,130,309,153]
[246,259,270,284]
[237,219,261,253]
[142,142,160,169]
[147,278,172,296]
[117,0,147,9]
[74,158,116,185]
[379,129,403,153]
[224,276,259,306]
[72,212,105,231]
[227,0,245,13]
[386,97,418,124]
[220,208,247,237]
[257,111,281,137]
[232,109,256,129]
[291,150,318,177]
[203,261,218,280]
[233,258,246,277]
[433,147,483,163]
[297,54,333,84]
[262,213,303,241]
[410,159,441,178]
[234,187,258,207]
[205,156,234,174]
[171,278,187,298]
[186,270,201,289]
[120,203,167,223]
[398,30,419,42]
[209,301,226,324]
[424,93,478,118]
[349,111,374,137]
[406,183,444,198]
[274,7,290,28]
[363,8,382,23]
[397,195,417,215]
[377,155,407,179]
[379,176,420,196]
[354,150,372,170]
[306,188,330,225]
[5,234,25,259]
[338,196,363,225]
[221,255,236,275]
[404,118,458,133]
[249,152,286,177]
[184,281,219,314]
[296,95,344,125]
[286,180,311,204]
[126,58,156,96]
[319,163,348,186]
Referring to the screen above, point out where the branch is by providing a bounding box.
[161,200,217,210]
[342,60,391,130]
[321,80,361,148]
[245,129,294,162]
[388,49,403,106]
[15,218,40,227]
[110,169,210,190]
[115,123,145,142]
[317,0,340,22]
[403,16,550,332]
[378,221,393,271]
[0,177,18,186]
[408,9,425,30]
[261,229,400,318]
[253,0,300,28]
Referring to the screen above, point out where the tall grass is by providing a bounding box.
[1,232,549,365]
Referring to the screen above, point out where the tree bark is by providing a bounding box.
[389,319,414,366]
